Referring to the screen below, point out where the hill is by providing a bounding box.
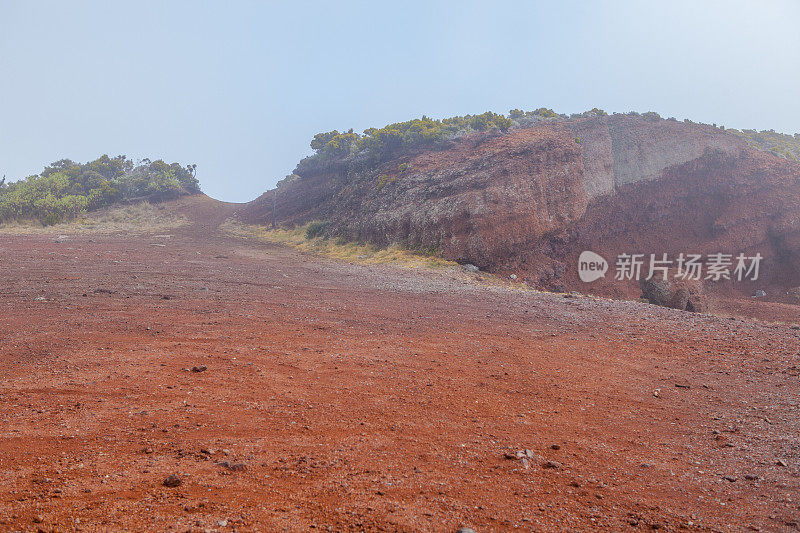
[240,110,800,306]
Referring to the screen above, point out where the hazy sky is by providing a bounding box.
[1,1,798,202]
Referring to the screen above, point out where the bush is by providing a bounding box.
[0,155,200,225]
[305,221,329,239]
[305,112,515,170]
[731,128,800,162]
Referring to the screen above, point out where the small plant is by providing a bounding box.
[376,174,389,191]
[305,220,329,239]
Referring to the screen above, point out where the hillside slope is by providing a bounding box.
[241,114,800,302]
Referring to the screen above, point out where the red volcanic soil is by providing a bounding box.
[1,196,799,532]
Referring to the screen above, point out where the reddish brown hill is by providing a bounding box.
[240,115,800,306]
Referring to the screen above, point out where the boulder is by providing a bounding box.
[640,275,707,313]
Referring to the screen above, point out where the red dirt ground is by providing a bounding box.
[1,196,799,532]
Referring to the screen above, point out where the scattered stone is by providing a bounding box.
[752,290,767,298]
[34,296,47,302]
[456,528,476,533]
[191,365,207,373]
[722,475,737,482]
[183,502,205,512]
[744,474,759,481]
[524,449,535,458]
[653,389,661,398]
[33,515,44,523]
[543,460,561,469]
[461,264,479,273]
[54,235,69,243]
[675,383,691,389]
[200,447,215,455]
[509,274,517,280]
[163,474,182,487]
[93,288,116,294]
[520,457,530,469]
[218,461,247,472]
[550,444,561,450]
[144,447,154,454]
[503,452,517,460]
[776,458,788,467]
[217,519,229,527]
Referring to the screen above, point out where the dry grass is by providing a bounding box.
[0,202,188,235]
[221,219,458,270]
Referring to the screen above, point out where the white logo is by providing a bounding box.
[578,251,608,282]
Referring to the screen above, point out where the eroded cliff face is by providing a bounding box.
[570,115,744,198]
[241,115,800,299]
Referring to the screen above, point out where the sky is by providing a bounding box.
[1,0,799,202]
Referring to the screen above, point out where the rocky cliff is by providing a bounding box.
[241,114,800,301]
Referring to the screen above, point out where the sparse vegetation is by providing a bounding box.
[0,200,188,235]
[305,220,329,239]
[221,220,458,270]
[301,112,513,172]
[732,129,800,162]
[0,155,200,225]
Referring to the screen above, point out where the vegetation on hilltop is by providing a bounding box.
[0,155,200,225]
[292,108,800,181]
[729,129,800,162]
[298,112,513,173]
[294,108,614,175]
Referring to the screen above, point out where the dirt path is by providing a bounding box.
[0,197,798,532]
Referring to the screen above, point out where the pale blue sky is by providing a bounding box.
[1,0,798,202]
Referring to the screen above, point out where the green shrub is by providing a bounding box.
[0,155,199,225]
[731,128,800,162]
[305,112,515,170]
[305,220,329,239]
[376,174,389,191]
[533,108,559,119]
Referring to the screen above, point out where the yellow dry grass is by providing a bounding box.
[0,202,188,235]
[221,219,457,270]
